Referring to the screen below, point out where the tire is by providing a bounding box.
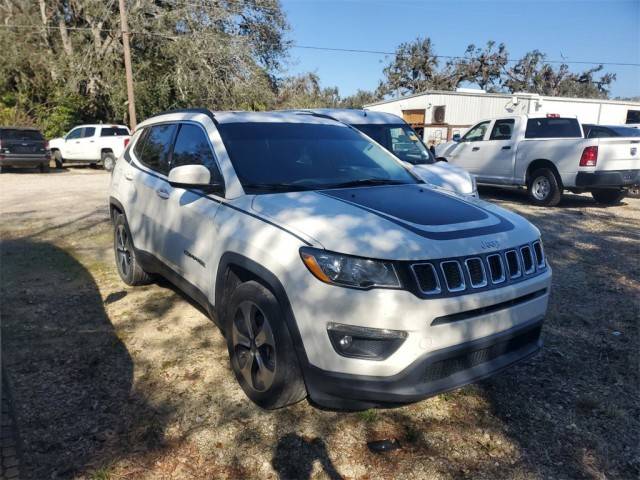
[113,214,152,286]
[527,168,562,206]
[102,152,116,171]
[225,281,307,409]
[52,150,63,169]
[591,188,626,205]
[39,162,50,173]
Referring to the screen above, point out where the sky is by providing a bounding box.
[280,0,640,99]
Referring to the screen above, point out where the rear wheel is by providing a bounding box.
[527,168,562,206]
[591,188,626,205]
[102,151,116,171]
[225,281,306,409]
[53,150,63,169]
[113,214,152,286]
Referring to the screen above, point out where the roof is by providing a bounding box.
[364,89,640,108]
[0,126,41,131]
[293,108,405,125]
[73,124,129,129]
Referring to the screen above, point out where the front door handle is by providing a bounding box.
[501,145,512,150]
[472,146,480,151]
[156,188,170,199]
[124,170,133,181]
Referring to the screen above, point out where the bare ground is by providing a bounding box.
[0,168,638,480]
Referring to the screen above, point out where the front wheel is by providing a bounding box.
[591,188,626,205]
[113,214,152,286]
[527,168,562,206]
[225,281,306,409]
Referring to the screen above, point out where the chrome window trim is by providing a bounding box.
[440,260,466,292]
[464,257,488,288]
[410,262,441,295]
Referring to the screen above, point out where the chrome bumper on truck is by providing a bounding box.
[0,154,49,168]
[576,170,640,188]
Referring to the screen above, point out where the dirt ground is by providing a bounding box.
[1,168,638,480]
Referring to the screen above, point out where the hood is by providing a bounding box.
[250,184,539,260]
[411,162,475,195]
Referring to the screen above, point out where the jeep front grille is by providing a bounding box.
[441,261,465,292]
[408,241,547,297]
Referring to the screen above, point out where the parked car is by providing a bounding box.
[109,108,551,410]
[295,109,477,197]
[49,124,131,171]
[442,114,640,206]
[583,124,640,138]
[0,127,50,173]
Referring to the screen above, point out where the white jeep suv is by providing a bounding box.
[109,109,552,410]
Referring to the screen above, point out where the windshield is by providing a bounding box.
[0,129,44,141]
[216,122,419,193]
[354,124,434,165]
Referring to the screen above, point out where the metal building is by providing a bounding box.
[364,89,640,144]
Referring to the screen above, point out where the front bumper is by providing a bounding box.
[0,154,49,168]
[575,169,640,188]
[304,316,543,409]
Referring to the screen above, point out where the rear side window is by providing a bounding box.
[0,129,44,141]
[101,127,130,136]
[171,124,223,182]
[82,127,95,138]
[525,118,581,139]
[135,124,177,175]
[489,119,515,140]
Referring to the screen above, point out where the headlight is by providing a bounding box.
[300,247,401,289]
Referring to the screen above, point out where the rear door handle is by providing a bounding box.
[501,145,512,150]
[156,188,170,199]
[472,146,480,151]
[124,170,133,181]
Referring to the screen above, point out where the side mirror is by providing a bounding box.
[452,133,461,142]
[435,157,448,163]
[168,165,222,193]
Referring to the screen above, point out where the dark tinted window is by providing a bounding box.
[100,127,129,136]
[354,124,434,165]
[172,124,222,181]
[216,122,417,193]
[136,124,177,174]
[489,119,515,140]
[67,128,83,140]
[626,110,640,124]
[462,121,490,142]
[525,118,581,138]
[609,126,640,137]
[82,127,95,138]
[585,126,615,138]
[0,129,44,141]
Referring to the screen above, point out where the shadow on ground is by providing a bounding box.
[0,239,170,479]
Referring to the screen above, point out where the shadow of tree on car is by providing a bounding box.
[0,239,172,479]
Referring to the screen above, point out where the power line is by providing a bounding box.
[1,24,638,68]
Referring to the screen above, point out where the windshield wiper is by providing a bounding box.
[242,183,313,193]
[320,178,408,189]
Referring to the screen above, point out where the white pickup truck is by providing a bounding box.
[49,124,131,171]
[441,114,640,206]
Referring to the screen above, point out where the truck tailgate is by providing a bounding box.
[595,138,640,171]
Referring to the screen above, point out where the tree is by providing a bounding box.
[274,73,340,109]
[452,41,509,92]
[339,89,380,109]
[377,37,455,97]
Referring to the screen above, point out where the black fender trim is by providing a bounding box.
[214,252,311,369]
[108,196,126,223]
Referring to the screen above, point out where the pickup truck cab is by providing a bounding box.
[297,109,477,197]
[442,114,640,206]
[49,124,131,171]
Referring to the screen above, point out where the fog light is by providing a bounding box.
[327,323,407,361]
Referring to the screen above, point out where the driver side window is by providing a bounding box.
[66,128,82,140]
[462,121,490,142]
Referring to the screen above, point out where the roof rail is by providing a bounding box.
[147,108,217,124]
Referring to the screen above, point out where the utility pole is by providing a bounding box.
[118,0,136,130]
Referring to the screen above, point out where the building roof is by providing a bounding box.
[364,89,640,108]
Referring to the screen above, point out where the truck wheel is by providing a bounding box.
[113,214,152,286]
[102,152,116,171]
[527,168,562,206]
[39,162,50,173]
[591,188,626,205]
[225,281,307,409]
[53,150,63,169]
